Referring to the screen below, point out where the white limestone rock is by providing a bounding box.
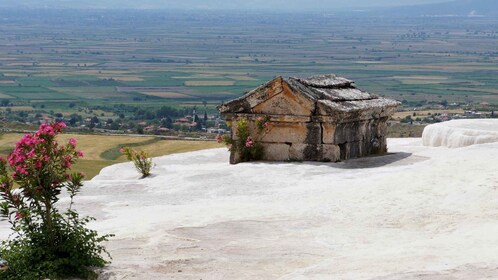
[2,135,498,279]
[422,119,498,148]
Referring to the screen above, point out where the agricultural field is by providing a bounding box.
[0,132,222,179]
[0,8,496,151]
[0,9,496,115]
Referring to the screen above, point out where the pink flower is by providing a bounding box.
[245,136,253,148]
[119,148,125,153]
[15,166,28,175]
[15,212,23,220]
[77,150,84,157]
[68,138,77,147]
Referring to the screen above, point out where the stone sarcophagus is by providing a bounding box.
[219,74,399,164]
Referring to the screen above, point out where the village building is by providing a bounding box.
[219,74,399,164]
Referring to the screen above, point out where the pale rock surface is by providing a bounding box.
[422,119,498,148]
[1,133,498,279]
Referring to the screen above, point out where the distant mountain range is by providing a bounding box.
[378,0,498,17]
[0,0,449,10]
[0,0,497,17]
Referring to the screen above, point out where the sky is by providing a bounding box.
[0,0,451,10]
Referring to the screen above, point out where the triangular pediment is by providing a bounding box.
[219,77,315,116]
[252,80,314,116]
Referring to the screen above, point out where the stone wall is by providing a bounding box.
[225,113,392,164]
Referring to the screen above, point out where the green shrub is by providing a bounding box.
[217,115,271,163]
[120,147,153,178]
[0,122,112,280]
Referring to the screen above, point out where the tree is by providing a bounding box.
[195,121,203,131]
[0,99,9,107]
[400,115,413,124]
[161,117,173,129]
[68,114,83,126]
[156,106,180,119]
[91,116,99,124]
[110,122,120,130]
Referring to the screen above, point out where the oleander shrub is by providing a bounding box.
[0,122,112,280]
[217,115,271,162]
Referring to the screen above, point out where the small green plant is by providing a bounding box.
[0,122,112,280]
[120,147,153,178]
[217,115,271,162]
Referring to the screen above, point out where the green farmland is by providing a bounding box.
[0,9,497,117]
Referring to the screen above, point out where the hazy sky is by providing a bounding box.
[0,0,451,10]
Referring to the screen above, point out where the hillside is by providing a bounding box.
[2,121,495,279]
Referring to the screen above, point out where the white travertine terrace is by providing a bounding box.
[1,126,497,279]
[422,119,498,148]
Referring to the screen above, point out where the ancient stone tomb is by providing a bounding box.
[219,74,399,164]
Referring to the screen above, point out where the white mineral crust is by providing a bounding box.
[422,119,498,148]
[1,125,497,279]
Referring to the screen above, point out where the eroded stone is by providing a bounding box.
[219,74,399,164]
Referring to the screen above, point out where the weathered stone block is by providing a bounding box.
[268,115,311,123]
[322,144,340,162]
[338,141,365,160]
[303,144,322,161]
[322,123,337,144]
[289,143,307,161]
[261,143,290,161]
[305,122,322,145]
[261,122,308,144]
[334,122,364,144]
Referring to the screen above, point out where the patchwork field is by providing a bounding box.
[0,92,14,98]
[0,9,496,116]
[140,91,193,98]
[184,80,236,87]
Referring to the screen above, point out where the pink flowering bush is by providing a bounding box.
[120,147,153,178]
[0,122,112,279]
[218,116,272,162]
